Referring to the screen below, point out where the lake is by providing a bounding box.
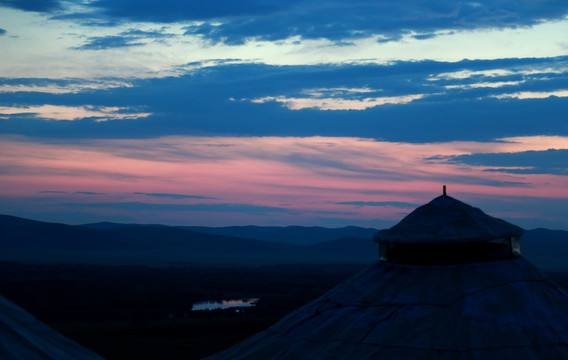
[191,298,260,311]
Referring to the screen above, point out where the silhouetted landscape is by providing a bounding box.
[1,214,567,269]
[1,214,568,358]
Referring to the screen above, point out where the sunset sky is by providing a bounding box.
[1,0,567,229]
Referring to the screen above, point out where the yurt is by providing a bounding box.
[206,190,568,359]
[0,293,104,359]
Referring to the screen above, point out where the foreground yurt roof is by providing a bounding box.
[0,293,104,359]
[206,192,568,360]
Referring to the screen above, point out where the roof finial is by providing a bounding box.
[443,185,447,196]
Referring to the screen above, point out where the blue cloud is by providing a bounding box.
[120,28,174,39]
[82,0,568,44]
[446,149,568,175]
[73,28,176,50]
[0,0,62,12]
[90,0,290,22]
[73,35,144,50]
[133,192,216,200]
[48,11,119,27]
[1,57,567,143]
[11,1,567,44]
[334,201,419,208]
[412,33,437,40]
[75,191,104,195]
[61,201,295,214]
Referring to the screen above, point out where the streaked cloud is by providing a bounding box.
[444,81,524,90]
[134,192,216,200]
[0,105,152,121]
[2,135,567,227]
[75,191,105,195]
[490,90,568,100]
[1,1,568,229]
[500,136,568,150]
[74,28,178,50]
[302,88,377,96]
[78,0,568,45]
[429,60,568,81]
[1,59,566,143]
[0,80,132,94]
[333,201,419,208]
[73,35,145,50]
[0,0,63,12]
[2,3,568,79]
[61,201,294,214]
[445,149,568,175]
[250,94,426,110]
[431,68,564,81]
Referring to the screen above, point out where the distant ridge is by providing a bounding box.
[81,221,170,230]
[0,214,377,266]
[178,225,378,245]
[521,228,568,271]
[1,214,567,269]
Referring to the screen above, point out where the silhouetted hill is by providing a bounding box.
[0,215,127,252]
[522,228,568,270]
[81,222,170,230]
[178,225,378,245]
[1,215,567,269]
[0,215,375,265]
[305,237,376,263]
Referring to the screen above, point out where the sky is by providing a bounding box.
[1,0,567,229]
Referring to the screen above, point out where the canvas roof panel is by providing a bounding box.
[0,294,104,359]
[374,195,523,244]
[206,195,568,360]
[207,258,568,359]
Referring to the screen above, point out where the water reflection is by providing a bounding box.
[191,298,259,311]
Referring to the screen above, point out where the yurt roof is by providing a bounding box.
[0,293,104,359]
[206,257,568,359]
[374,194,523,244]
[205,194,568,360]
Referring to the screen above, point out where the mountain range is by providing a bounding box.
[1,214,567,270]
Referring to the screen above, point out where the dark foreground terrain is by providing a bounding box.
[2,262,568,359]
[2,215,568,358]
[0,262,367,359]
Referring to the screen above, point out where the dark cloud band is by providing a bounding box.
[80,1,568,44]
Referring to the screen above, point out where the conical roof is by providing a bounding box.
[374,194,523,244]
[205,194,568,360]
[205,257,568,359]
[0,293,104,359]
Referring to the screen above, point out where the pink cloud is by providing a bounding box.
[0,105,151,121]
[1,135,567,226]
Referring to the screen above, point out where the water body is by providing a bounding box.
[191,298,259,311]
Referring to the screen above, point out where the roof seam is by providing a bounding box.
[265,329,568,353]
[317,278,558,309]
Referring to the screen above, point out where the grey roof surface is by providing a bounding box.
[374,195,523,244]
[0,293,104,359]
[206,257,568,360]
